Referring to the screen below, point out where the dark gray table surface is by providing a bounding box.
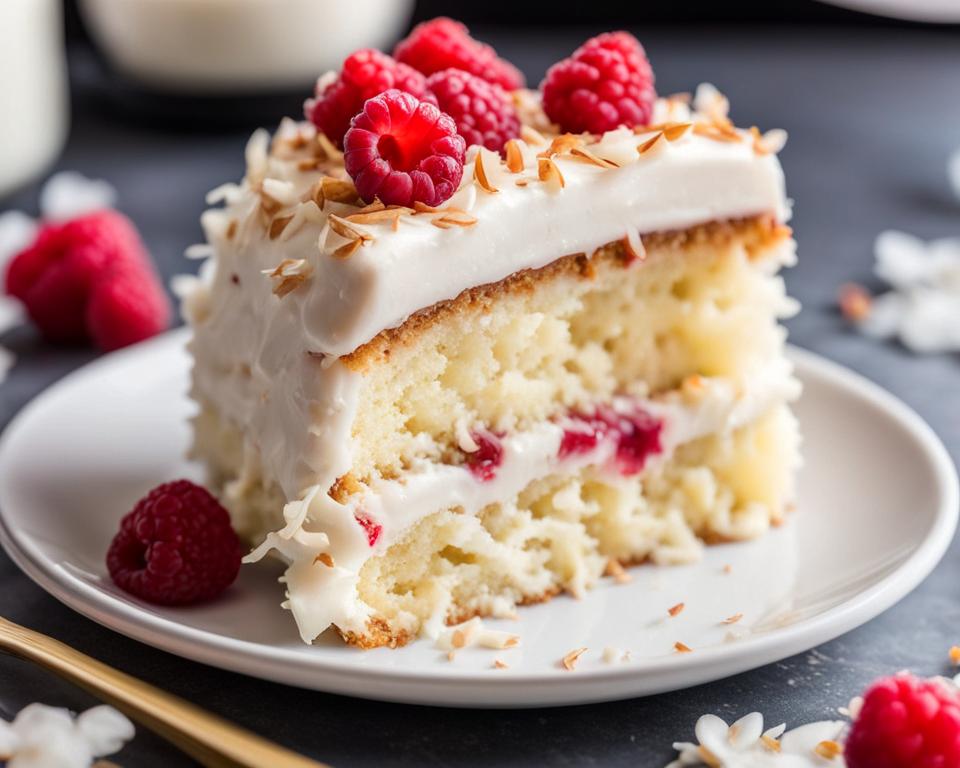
[1,24,959,768]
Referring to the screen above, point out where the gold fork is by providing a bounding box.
[0,616,328,768]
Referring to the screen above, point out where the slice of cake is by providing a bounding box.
[185,24,800,647]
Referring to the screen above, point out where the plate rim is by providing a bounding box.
[0,331,956,706]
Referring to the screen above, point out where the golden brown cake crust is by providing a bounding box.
[340,214,790,373]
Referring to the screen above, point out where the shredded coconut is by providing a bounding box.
[435,617,520,651]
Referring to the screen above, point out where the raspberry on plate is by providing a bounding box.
[5,209,170,350]
[394,17,525,91]
[343,89,466,208]
[845,673,960,768]
[106,480,241,606]
[426,68,520,153]
[541,31,656,135]
[305,48,435,149]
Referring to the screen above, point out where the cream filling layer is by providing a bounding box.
[244,361,800,643]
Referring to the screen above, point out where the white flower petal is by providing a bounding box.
[779,720,845,755]
[76,706,135,757]
[0,211,38,270]
[0,719,21,757]
[694,713,732,756]
[728,712,764,750]
[40,172,116,222]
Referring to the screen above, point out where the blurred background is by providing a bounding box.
[1,2,960,765]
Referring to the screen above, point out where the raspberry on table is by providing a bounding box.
[106,480,242,606]
[426,68,520,153]
[845,673,960,768]
[305,48,435,149]
[5,209,170,351]
[541,31,656,135]
[394,17,525,91]
[343,89,466,208]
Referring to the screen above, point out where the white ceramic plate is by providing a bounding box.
[0,330,956,708]
[817,0,960,22]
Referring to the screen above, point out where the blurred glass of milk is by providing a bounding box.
[0,0,68,198]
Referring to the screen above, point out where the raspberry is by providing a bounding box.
[86,264,171,351]
[305,48,434,149]
[5,210,170,350]
[541,31,656,135]
[343,90,465,208]
[394,17,524,91]
[106,480,241,605]
[464,429,503,482]
[845,674,960,768]
[425,69,520,153]
[559,406,662,475]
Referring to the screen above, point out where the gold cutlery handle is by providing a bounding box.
[0,617,327,768]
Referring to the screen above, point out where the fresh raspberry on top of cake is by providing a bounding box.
[305,48,435,148]
[5,209,170,350]
[845,674,960,768]
[343,89,466,207]
[394,17,524,91]
[106,480,241,605]
[541,31,656,134]
[425,68,521,153]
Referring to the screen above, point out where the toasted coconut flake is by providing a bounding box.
[515,179,529,187]
[760,735,781,752]
[521,125,549,146]
[313,176,361,208]
[315,132,341,161]
[722,613,744,625]
[474,151,499,193]
[561,647,588,671]
[604,559,631,584]
[674,641,693,653]
[446,650,456,661]
[493,659,509,670]
[662,122,693,141]
[432,210,478,229]
[950,645,960,665]
[225,219,238,240]
[313,552,335,568]
[538,157,565,189]
[539,133,583,158]
[622,230,646,263]
[331,239,362,260]
[637,132,665,155]
[814,740,842,760]
[839,282,872,322]
[269,214,294,240]
[263,258,313,297]
[505,140,525,172]
[328,214,374,243]
[751,126,788,155]
[693,122,742,143]
[668,602,685,617]
[297,158,321,172]
[569,146,619,169]
[346,209,404,229]
[723,564,733,574]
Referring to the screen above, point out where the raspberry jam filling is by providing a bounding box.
[355,513,383,547]
[560,406,663,476]
[464,429,504,482]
